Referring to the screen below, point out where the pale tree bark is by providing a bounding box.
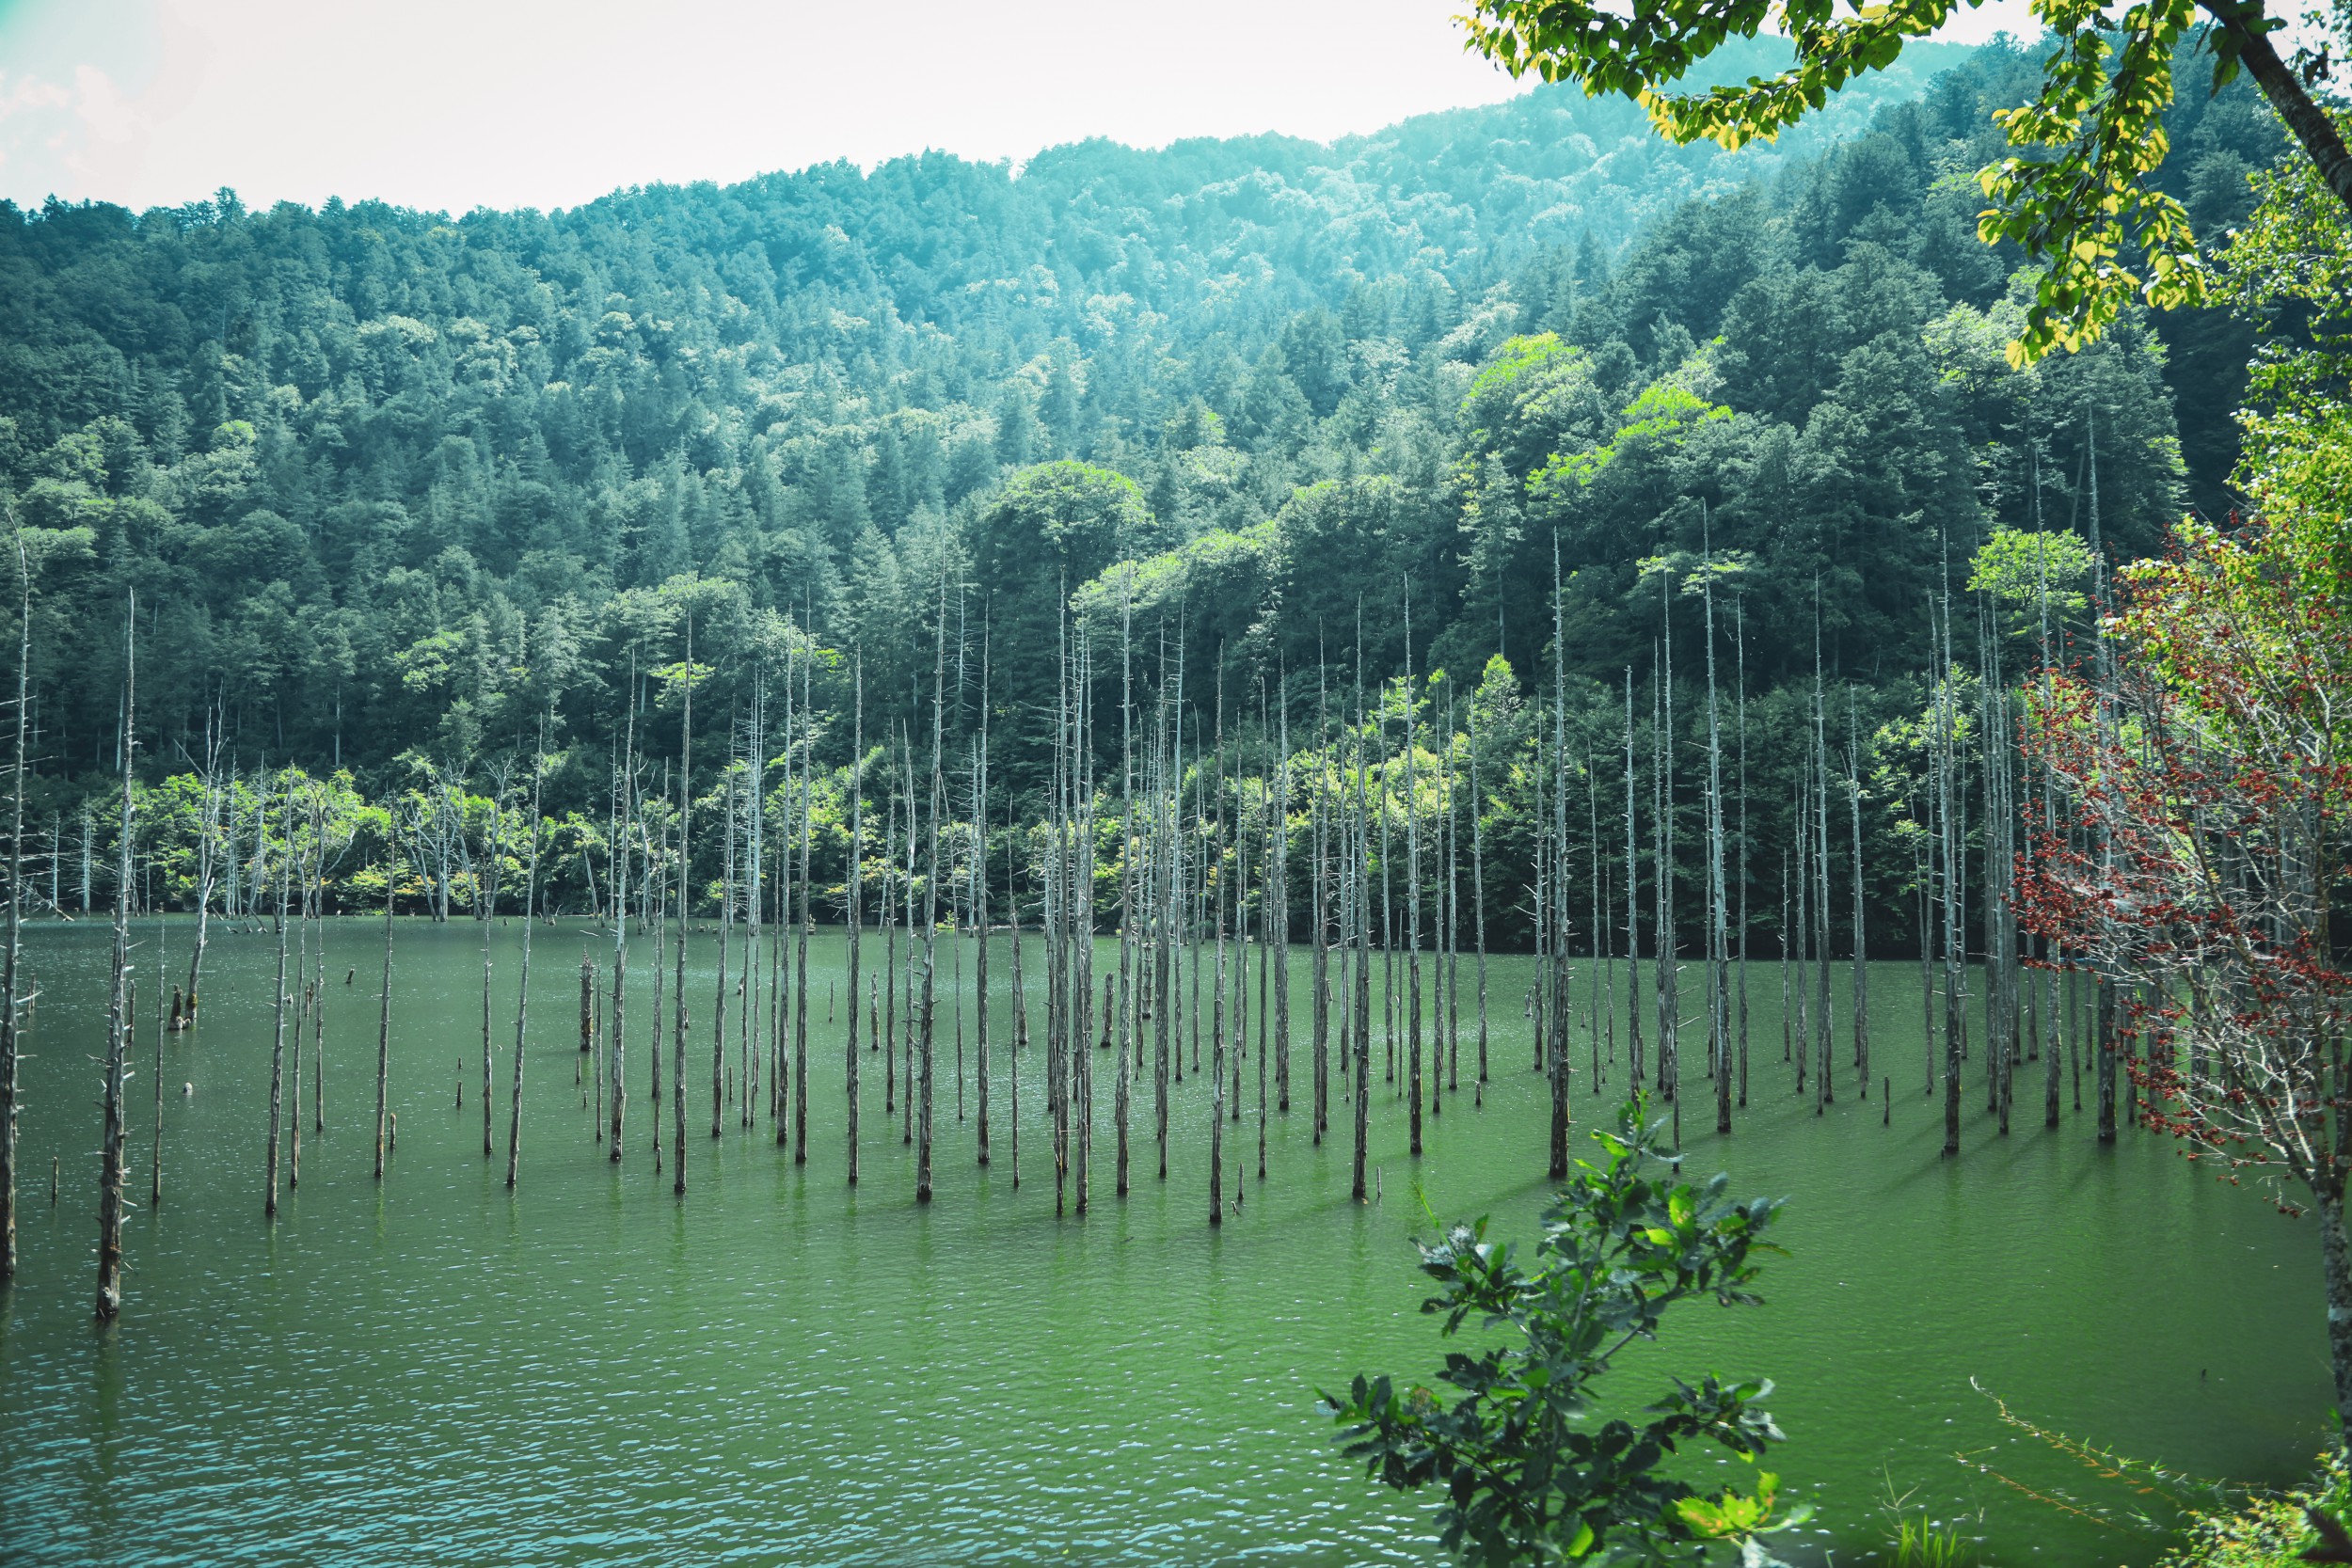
[1115,600,1136,1196]
[974,629,992,1168]
[1703,532,1731,1138]
[266,781,291,1216]
[375,814,397,1180]
[0,531,30,1280]
[847,653,864,1186]
[96,591,135,1321]
[713,753,734,1140]
[1548,548,1571,1174]
[505,748,547,1189]
[1470,681,1488,1101]
[610,686,633,1161]
[1351,644,1372,1204]
[1406,597,1425,1161]
[1623,670,1643,1091]
[1209,674,1227,1227]
[794,633,813,1164]
[1277,677,1295,1117]
[917,574,946,1204]
[674,610,693,1196]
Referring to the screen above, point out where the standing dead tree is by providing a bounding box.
[0,530,32,1282]
[96,590,136,1321]
[505,745,548,1190]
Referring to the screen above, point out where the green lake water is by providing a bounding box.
[0,917,2329,1566]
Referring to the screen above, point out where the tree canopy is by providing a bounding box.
[1460,0,2352,363]
[0,39,2281,832]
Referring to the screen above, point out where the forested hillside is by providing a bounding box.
[0,37,2278,841]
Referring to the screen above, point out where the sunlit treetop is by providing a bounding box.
[1456,0,2352,366]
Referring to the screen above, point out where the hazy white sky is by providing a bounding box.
[0,0,2040,214]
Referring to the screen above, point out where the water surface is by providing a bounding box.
[0,918,2326,1565]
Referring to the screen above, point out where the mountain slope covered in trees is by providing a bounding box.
[0,37,2280,840]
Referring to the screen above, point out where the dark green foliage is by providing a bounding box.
[0,40,2284,895]
[1460,0,2351,365]
[1327,1098,1794,1566]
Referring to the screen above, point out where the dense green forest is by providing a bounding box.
[0,37,2281,942]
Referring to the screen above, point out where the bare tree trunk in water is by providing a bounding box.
[1548,551,1571,1176]
[917,576,946,1203]
[675,610,694,1195]
[1406,597,1424,1160]
[480,789,499,1157]
[506,750,547,1189]
[1275,674,1292,1118]
[712,759,733,1140]
[152,881,167,1205]
[266,783,292,1216]
[1470,683,1487,1102]
[974,633,992,1168]
[1115,598,1134,1196]
[1623,670,1643,1092]
[847,654,864,1185]
[96,592,136,1321]
[1209,681,1227,1227]
[1849,701,1869,1103]
[1351,643,1372,1204]
[795,634,814,1164]
[375,819,396,1180]
[0,533,33,1281]
[610,689,633,1160]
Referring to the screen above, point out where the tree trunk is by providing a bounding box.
[975,639,991,1169]
[611,702,632,1162]
[1624,671,1643,1090]
[1115,600,1134,1196]
[795,641,814,1164]
[712,764,733,1140]
[375,830,396,1181]
[648,801,668,1151]
[1548,557,1570,1174]
[917,576,946,1204]
[1849,710,1868,1104]
[0,539,32,1282]
[848,654,864,1186]
[2317,1185,2352,1443]
[1210,717,1227,1227]
[1351,667,1372,1203]
[481,822,497,1159]
[266,785,291,1217]
[1277,687,1294,1117]
[506,756,546,1189]
[1703,522,1730,1137]
[674,610,693,1196]
[1312,681,1331,1137]
[2200,3,2352,214]
[1406,605,1425,1160]
[96,594,135,1321]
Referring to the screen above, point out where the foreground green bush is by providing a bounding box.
[1327,1097,1798,1565]
[2158,1451,2352,1568]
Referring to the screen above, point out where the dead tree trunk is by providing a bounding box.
[505,752,547,1188]
[674,610,694,1195]
[0,534,31,1280]
[848,653,864,1185]
[794,635,813,1164]
[917,575,946,1203]
[266,782,292,1216]
[374,816,397,1181]
[96,592,135,1321]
